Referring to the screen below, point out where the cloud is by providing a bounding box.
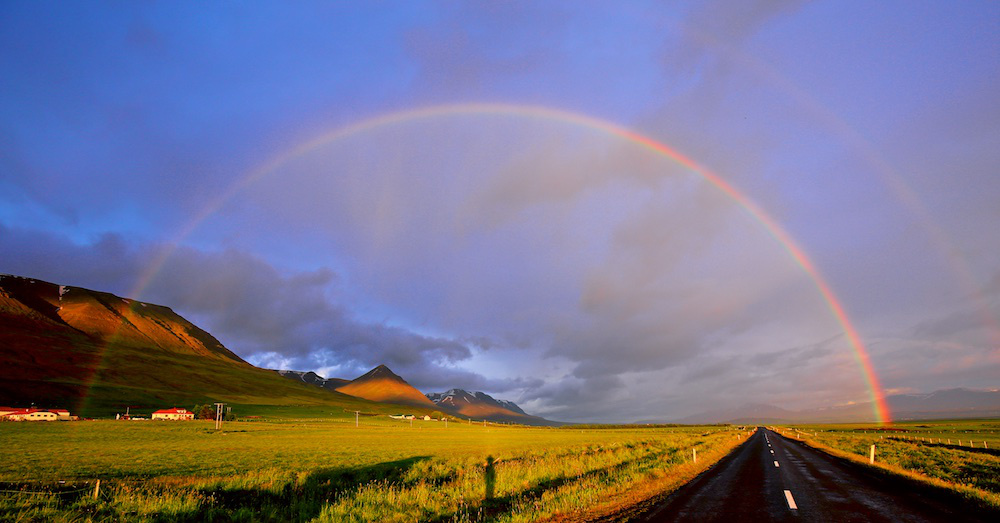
[0,222,515,393]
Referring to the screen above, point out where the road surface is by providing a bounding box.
[635,428,995,522]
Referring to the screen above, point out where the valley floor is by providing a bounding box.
[1,416,746,522]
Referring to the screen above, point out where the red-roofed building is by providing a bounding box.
[0,408,59,421]
[151,407,194,420]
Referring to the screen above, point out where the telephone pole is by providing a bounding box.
[214,402,225,430]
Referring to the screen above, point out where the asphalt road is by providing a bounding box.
[635,428,995,522]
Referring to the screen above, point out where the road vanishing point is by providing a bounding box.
[634,428,996,522]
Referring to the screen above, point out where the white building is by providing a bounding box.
[151,407,194,420]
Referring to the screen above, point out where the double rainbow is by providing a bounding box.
[131,103,891,423]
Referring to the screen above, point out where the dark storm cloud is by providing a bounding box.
[0,224,142,295]
[147,249,481,373]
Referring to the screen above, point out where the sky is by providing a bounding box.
[1,1,998,422]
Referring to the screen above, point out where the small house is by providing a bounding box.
[151,407,194,420]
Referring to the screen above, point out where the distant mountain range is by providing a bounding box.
[4,273,992,425]
[0,273,556,424]
[274,367,557,425]
[427,388,527,416]
[424,388,548,424]
[669,389,1000,424]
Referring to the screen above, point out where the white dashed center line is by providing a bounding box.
[784,490,798,510]
[774,460,780,467]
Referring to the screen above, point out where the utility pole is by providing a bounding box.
[355,411,359,428]
[214,402,225,430]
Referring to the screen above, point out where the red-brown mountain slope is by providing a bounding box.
[336,365,437,409]
[0,274,394,416]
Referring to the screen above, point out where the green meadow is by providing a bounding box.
[774,419,1000,509]
[0,413,748,522]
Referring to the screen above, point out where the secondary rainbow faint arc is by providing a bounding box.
[133,102,892,424]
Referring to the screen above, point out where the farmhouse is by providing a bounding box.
[152,407,194,420]
[0,408,59,421]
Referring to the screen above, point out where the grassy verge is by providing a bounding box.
[772,421,1000,511]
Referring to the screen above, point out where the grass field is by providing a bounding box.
[774,419,1000,509]
[0,415,750,522]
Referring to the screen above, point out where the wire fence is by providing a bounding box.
[0,482,95,498]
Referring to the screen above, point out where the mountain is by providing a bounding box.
[669,389,1000,424]
[425,388,560,426]
[275,370,350,391]
[335,365,438,409]
[0,274,243,363]
[808,388,1000,422]
[426,388,526,419]
[276,368,561,425]
[0,274,407,417]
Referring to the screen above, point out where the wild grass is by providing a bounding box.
[774,419,1000,510]
[0,418,749,521]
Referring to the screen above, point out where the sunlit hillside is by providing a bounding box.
[0,275,428,418]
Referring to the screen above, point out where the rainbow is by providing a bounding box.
[130,103,892,423]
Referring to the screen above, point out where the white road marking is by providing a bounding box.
[784,490,798,510]
[774,460,780,467]
[770,450,774,454]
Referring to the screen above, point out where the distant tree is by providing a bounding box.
[224,410,236,422]
[193,404,215,420]
[431,411,445,420]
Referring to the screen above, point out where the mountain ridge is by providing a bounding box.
[275,370,350,390]
[665,388,1000,424]
[0,274,427,417]
[425,388,527,418]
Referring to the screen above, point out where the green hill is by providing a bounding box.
[0,274,432,418]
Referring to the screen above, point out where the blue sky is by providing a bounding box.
[2,1,997,422]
